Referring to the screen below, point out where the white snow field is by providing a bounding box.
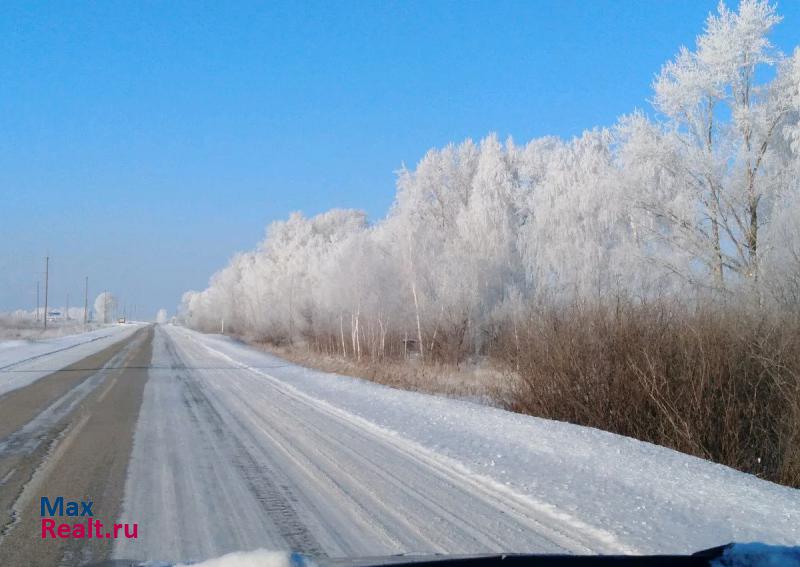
[0,324,141,396]
[115,325,799,563]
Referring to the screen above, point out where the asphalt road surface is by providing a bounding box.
[0,326,152,566]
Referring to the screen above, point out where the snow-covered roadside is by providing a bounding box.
[0,320,102,341]
[173,326,799,554]
[0,324,142,396]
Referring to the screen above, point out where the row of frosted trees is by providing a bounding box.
[181,0,800,363]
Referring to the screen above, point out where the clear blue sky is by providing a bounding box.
[2,1,799,318]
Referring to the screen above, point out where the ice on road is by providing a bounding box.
[115,325,799,563]
[0,325,141,396]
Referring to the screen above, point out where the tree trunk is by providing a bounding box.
[746,167,759,282]
[340,313,347,357]
[411,281,424,359]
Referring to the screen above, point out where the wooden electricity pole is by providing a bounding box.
[43,256,49,330]
[83,276,89,325]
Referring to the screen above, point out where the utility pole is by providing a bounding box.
[103,289,108,324]
[43,256,49,330]
[36,281,40,322]
[83,276,89,325]
[66,293,69,320]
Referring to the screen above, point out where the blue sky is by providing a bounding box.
[1,1,799,317]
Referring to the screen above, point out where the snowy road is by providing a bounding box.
[115,326,605,564]
[115,326,799,563]
[0,326,152,566]
[0,324,797,566]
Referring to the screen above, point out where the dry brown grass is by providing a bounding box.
[496,302,800,487]
[260,344,517,407]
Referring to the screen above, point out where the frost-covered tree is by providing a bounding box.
[521,130,643,298]
[93,292,117,324]
[643,0,797,287]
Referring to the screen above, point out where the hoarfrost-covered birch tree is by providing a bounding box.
[93,292,117,324]
[644,0,797,288]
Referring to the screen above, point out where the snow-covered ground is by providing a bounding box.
[115,325,798,564]
[0,324,141,396]
[0,309,109,340]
